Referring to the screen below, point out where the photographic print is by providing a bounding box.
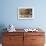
[18,7,34,19]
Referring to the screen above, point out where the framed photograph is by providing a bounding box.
[18,7,34,19]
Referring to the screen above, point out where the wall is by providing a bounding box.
[0,0,46,29]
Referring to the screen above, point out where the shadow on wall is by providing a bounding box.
[0,24,7,43]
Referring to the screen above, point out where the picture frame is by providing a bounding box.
[18,7,34,19]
